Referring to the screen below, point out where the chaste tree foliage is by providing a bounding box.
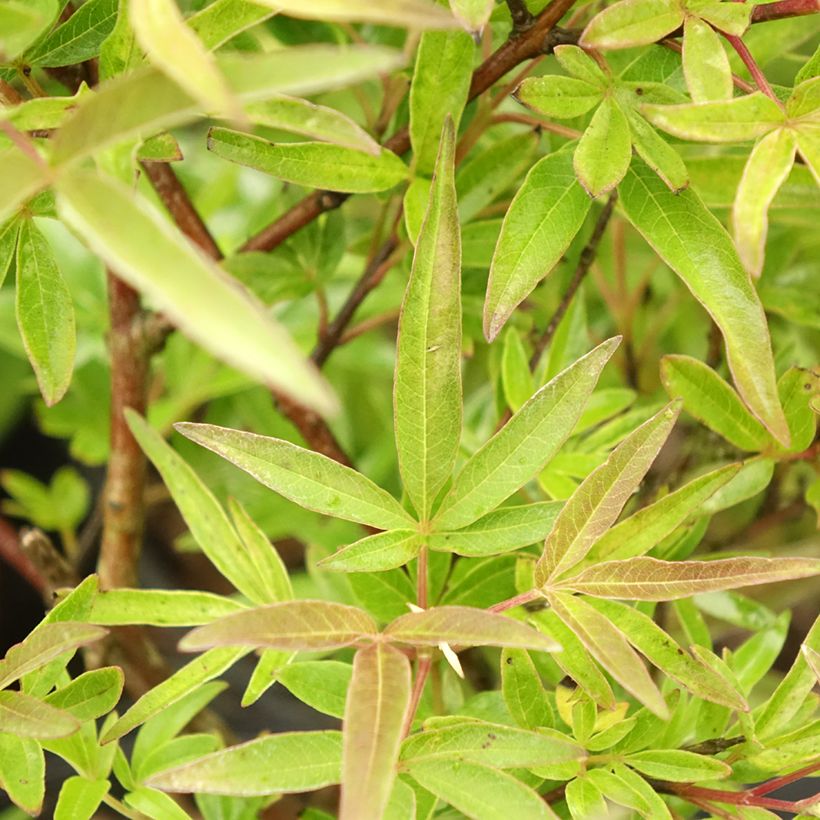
[0,0,819,817]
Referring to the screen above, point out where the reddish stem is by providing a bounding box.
[724,34,781,103]
[748,759,820,796]
[0,517,48,597]
[401,655,432,738]
[417,547,429,609]
[751,0,820,22]
[488,589,541,613]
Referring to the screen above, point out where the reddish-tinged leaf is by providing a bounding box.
[559,556,820,600]
[179,601,378,652]
[340,645,411,820]
[548,592,668,717]
[384,606,559,651]
[536,402,680,584]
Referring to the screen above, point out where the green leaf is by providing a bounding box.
[126,411,273,604]
[385,606,559,651]
[619,159,790,446]
[248,0,456,27]
[395,118,461,519]
[516,75,604,119]
[147,731,342,795]
[101,649,244,743]
[501,328,535,413]
[187,0,276,50]
[694,1,752,36]
[802,645,820,685]
[699,457,773,515]
[0,148,51,225]
[341,645,411,819]
[621,108,688,192]
[429,501,562,557]
[733,128,797,278]
[788,76,820,119]
[536,402,680,584]
[587,765,671,818]
[0,734,45,814]
[45,667,124,721]
[566,776,608,819]
[320,530,423,572]
[180,601,378,652]
[0,0,58,61]
[642,93,785,142]
[241,649,291,707]
[559,555,820,600]
[227,498,293,603]
[501,649,553,730]
[207,129,408,193]
[53,45,404,166]
[795,128,820,184]
[125,787,193,820]
[277,661,352,719]
[88,588,246,626]
[0,622,106,690]
[574,97,633,196]
[554,45,609,86]
[26,0,117,67]
[58,171,335,414]
[0,690,79,738]
[530,609,616,709]
[682,17,732,103]
[624,749,731,781]
[584,598,748,710]
[15,219,76,406]
[483,150,592,340]
[434,338,618,530]
[409,30,473,175]
[774,366,818,455]
[0,217,19,288]
[660,355,771,451]
[131,0,241,119]
[245,95,380,154]
[401,720,582,768]
[54,776,109,820]
[586,463,739,563]
[405,758,554,819]
[580,0,684,49]
[548,591,668,717]
[448,0,493,30]
[175,423,413,530]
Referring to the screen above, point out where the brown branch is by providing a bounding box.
[751,0,820,22]
[506,0,536,35]
[239,0,579,255]
[312,235,402,368]
[0,517,49,599]
[530,191,618,371]
[141,162,221,259]
[99,273,149,590]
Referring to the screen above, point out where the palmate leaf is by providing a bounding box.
[147,731,343,796]
[483,150,593,340]
[548,591,668,717]
[536,402,680,584]
[558,555,820,600]
[340,645,411,820]
[57,172,336,415]
[207,129,408,193]
[619,159,790,446]
[584,598,748,710]
[131,0,241,120]
[433,338,619,530]
[585,462,740,563]
[175,423,414,531]
[179,601,379,653]
[395,118,462,519]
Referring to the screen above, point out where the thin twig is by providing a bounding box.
[723,34,781,102]
[751,0,820,22]
[0,517,49,599]
[401,655,432,737]
[529,191,618,371]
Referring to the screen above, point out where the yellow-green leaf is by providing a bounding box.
[682,17,732,103]
[248,0,457,28]
[732,128,797,277]
[341,645,411,820]
[320,530,423,572]
[574,97,633,196]
[395,119,461,519]
[581,0,684,49]
[619,159,790,446]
